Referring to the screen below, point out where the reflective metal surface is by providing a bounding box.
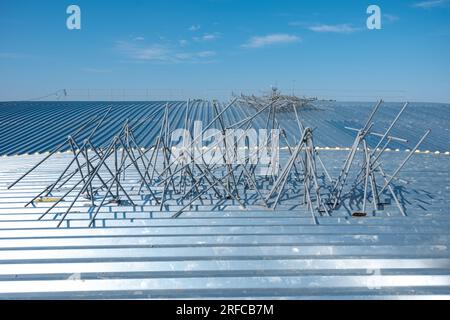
[0,150,449,299]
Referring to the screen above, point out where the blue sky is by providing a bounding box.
[1,0,450,102]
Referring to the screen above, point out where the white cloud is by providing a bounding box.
[413,0,449,8]
[133,36,145,41]
[115,40,216,63]
[189,25,201,31]
[242,34,301,48]
[308,24,360,34]
[202,34,218,41]
[134,46,170,61]
[193,33,220,42]
[384,14,400,23]
[174,51,216,60]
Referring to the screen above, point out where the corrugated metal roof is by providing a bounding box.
[1,101,449,156]
[0,150,449,299]
[0,101,449,299]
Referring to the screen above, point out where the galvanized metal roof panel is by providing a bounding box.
[0,100,449,299]
[0,101,449,156]
[0,149,449,299]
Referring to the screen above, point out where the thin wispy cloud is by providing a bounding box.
[308,24,360,34]
[115,40,216,64]
[174,50,216,60]
[413,0,450,8]
[242,34,301,48]
[193,33,220,42]
[133,36,145,41]
[189,25,201,31]
[202,33,219,41]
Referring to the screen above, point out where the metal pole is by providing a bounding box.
[379,130,430,194]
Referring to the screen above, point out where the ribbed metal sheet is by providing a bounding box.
[0,150,449,299]
[0,101,449,156]
[0,101,449,299]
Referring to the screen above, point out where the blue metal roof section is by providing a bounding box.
[0,100,449,299]
[0,101,449,156]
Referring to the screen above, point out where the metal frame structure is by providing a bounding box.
[7,97,431,227]
[330,100,431,216]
